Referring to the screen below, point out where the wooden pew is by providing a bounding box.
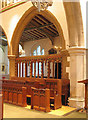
[1,78,70,110]
[45,79,62,110]
[0,93,3,120]
[62,79,70,105]
[31,87,50,112]
[0,86,3,120]
[2,84,27,107]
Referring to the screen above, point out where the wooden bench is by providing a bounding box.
[0,91,3,120]
[2,84,27,107]
[62,79,70,105]
[45,79,62,109]
[1,78,70,110]
[31,87,50,112]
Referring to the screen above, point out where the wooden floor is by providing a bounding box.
[3,103,86,119]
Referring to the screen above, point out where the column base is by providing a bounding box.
[68,97,85,108]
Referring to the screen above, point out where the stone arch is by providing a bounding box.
[0,25,8,45]
[0,25,10,54]
[63,2,84,47]
[10,6,65,56]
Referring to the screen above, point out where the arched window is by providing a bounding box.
[41,48,44,55]
[33,46,44,56]
[33,50,36,56]
[32,46,44,77]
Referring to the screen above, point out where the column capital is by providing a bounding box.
[60,49,69,56]
[68,47,86,55]
[8,55,16,60]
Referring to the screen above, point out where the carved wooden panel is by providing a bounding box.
[8,92,12,103]
[18,93,22,105]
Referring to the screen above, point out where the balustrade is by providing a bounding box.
[0,0,25,10]
[15,54,62,79]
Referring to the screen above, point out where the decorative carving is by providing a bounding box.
[31,0,53,12]
[48,48,57,55]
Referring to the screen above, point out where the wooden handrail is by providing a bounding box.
[16,54,62,62]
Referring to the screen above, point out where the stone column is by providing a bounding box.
[68,47,86,108]
[8,55,16,79]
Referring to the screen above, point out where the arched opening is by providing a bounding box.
[0,26,9,79]
[10,7,65,56]
[8,7,70,107]
[19,13,63,56]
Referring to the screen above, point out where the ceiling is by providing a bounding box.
[0,14,59,46]
[20,14,59,45]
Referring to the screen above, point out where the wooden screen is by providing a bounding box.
[15,54,62,79]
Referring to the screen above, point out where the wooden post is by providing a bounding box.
[19,62,21,77]
[45,89,50,112]
[28,62,30,77]
[30,61,32,78]
[85,84,87,109]
[31,88,34,109]
[34,61,36,78]
[25,62,27,77]
[22,87,27,107]
[15,61,18,77]
[52,61,54,78]
[57,61,58,79]
[41,61,43,78]
[47,61,50,78]
[22,62,24,77]
[38,61,39,78]
[0,93,3,120]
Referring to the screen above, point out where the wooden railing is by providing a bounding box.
[0,0,29,12]
[15,54,62,79]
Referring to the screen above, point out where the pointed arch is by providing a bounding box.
[10,6,65,56]
[0,25,8,47]
[63,2,84,47]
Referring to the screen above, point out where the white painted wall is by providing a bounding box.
[23,37,61,56]
[0,46,9,76]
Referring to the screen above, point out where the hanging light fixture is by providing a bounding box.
[31,0,53,12]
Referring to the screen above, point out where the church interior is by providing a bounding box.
[0,0,88,119]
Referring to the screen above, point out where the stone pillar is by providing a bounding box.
[8,55,16,79]
[68,47,86,108]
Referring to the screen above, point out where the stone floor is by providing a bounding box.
[3,103,87,119]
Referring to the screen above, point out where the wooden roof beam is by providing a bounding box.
[29,22,54,45]
[24,23,53,31]
[37,15,58,33]
[39,28,54,45]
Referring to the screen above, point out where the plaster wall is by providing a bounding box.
[0,46,9,76]
[23,37,61,56]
